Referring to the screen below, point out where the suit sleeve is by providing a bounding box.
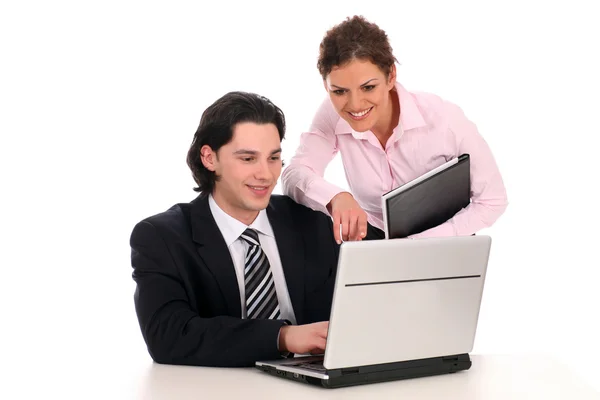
[130,220,287,367]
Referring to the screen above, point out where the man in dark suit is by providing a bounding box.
[130,91,340,367]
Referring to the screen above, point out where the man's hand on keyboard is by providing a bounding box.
[278,321,329,355]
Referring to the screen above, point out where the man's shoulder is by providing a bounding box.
[268,195,338,261]
[269,194,331,225]
[130,201,194,243]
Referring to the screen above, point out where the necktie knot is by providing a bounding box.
[240,228,260,246]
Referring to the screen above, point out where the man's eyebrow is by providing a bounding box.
[233,149,258,155]
[232,148,282,155]
[330,78,378,91]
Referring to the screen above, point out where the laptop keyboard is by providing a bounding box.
[297,360,326,372]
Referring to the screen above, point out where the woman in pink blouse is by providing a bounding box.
[281,16,508,244]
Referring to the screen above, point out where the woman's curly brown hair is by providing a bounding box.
[317,15,398,79]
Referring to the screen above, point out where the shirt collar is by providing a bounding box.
[208,194,274,248]
[396,82,427,131]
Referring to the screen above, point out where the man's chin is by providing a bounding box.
[243,196,272,211]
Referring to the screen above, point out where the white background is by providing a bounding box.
[1,0,599,398]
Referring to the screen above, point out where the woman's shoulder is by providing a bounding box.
[401,85,465,124]
[308,94,343,135]
[406,88,449,111]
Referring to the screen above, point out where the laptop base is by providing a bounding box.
[257,353,471,389]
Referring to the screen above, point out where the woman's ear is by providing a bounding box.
[200,145,216,171]
[387,64,397,88]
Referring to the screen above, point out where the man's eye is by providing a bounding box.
[242,157,254,162]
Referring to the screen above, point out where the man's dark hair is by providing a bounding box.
[186,91,286,195]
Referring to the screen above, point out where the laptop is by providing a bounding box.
[256,235,491,388]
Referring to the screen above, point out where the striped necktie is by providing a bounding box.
[240,228,281,320]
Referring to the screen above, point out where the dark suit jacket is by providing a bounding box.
[130,194,340,367]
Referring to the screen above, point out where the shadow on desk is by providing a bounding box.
[137,361,464,399]
[136,355,600,400]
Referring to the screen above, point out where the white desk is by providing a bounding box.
[134,354,599,399]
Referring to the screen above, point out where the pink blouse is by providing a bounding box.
[281,83,508,238]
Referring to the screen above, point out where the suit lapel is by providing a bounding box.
[190,195,241,317]
[267,200,305,324]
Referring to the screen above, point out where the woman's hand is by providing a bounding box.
[327,192,368,244]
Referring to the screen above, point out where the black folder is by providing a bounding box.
[382,154,470,239]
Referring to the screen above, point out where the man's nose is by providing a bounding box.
[254,159,272,180]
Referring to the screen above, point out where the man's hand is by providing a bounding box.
[327,192,368,244]
[278,321,329,354]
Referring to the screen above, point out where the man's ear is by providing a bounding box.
[200,145,217,171]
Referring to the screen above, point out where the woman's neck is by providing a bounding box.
[371,89,401,147]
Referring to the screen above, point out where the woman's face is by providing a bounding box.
[325,58,396,133]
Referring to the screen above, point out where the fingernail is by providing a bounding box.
[337,240,341,245]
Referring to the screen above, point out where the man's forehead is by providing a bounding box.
[229,123,280,149]
[233,121,276,132]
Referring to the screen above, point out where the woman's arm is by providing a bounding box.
[410,101,508,238]
[281,97,346,216]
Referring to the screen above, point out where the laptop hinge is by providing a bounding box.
[442,354,471,372]
[442,356,460,363]
[341,367,360,375]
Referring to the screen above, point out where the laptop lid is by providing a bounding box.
[323,235,491,369]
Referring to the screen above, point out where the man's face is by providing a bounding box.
[202,122,282,223]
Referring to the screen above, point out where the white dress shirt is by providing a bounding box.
[208,195,297,324]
